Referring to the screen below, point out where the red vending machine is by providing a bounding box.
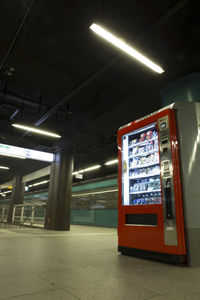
[118,107,186,264]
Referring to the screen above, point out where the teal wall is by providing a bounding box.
[0,176,118,228]
[71,177,118,227]
[71,209,118,228]
[160,73,200,107]
[21,177,118,199]
[72,178,118,192]
[24,192,48,200]
[0,198,10,203]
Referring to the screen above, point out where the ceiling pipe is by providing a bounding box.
[0,91,69,116]
[145,0,191,35]
[0,91,39,109]
[0,0,35,72]
[10,108,20,120]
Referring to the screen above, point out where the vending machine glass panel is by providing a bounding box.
[121,122,161,206]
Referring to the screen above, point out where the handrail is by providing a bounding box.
[12,203,46,228]
[18,206,35,228]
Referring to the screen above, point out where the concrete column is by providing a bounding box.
[7,174,25,223]
[45,147,73,230]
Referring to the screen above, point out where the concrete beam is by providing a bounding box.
[0,166,51,188]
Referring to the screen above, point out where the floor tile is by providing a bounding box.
[62,281,157,300]
[0,273,54,299]
[3,288,79,300]
[0,225,199,300]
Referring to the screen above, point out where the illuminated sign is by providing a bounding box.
[0,143,54,162]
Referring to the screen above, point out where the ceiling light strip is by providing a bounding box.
[72,189,118,197]
[12,124,61,138]
[72,165,101,175]
[0,166,10,170]
[0,152,26,159]
[1,191,12,194]
[104,159,118,165]
[28,180,49,188]
[90,23,164,74]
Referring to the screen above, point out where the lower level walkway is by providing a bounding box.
[0,225,199,299]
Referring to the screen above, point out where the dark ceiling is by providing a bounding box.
[0,0,199,183]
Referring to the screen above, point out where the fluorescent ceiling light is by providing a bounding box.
[72,165,101,175]
[73,189,118,197]
[90,23,164,74]
[0,166,10,170]
[12,124,61,138]
[72,171,79,176]
[29,180,49,188]
[105,159,118,166]
[80,165,101,173]
[0,152,26,159]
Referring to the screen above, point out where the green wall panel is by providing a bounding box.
[2,176,119,228]
[160,73,200,106]
[72,178,118,192]
[24,192,48,200]
[94,209,118,227]
[71,209,118,228]
[0,198,10,203]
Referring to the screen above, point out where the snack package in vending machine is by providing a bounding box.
[146,131,153,140]
[139,133,146,142]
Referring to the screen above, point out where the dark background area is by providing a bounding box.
[0,0,199,183]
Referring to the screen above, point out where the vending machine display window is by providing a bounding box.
[121,122,161,206]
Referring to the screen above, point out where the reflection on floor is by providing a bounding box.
[0,225,199,300]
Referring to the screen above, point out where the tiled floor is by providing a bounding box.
[0,225,199,299]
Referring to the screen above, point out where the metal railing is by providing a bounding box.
[12,203,46,228]
[0,205,9,222]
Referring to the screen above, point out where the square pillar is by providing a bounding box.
[7,174,25,223]
[45,147,73,230]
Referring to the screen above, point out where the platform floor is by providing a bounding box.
[0,225,200,300]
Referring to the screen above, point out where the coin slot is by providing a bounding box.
[161,136,169,146]
[163,147,168,156]
[165,179,173,220]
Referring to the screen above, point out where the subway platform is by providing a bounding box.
[0,225,200,300]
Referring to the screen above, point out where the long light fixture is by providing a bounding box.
[90,23,164,74]
[0,190,12,197]
[2,190,11,194]
[0,152,26,159]
[80,165,101,172]
[12,124,61,138]
[73,189,118,197]
[0,166,10,170]
[105,159,118,166]
[29,180,49,188]
[72,165,101,175]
